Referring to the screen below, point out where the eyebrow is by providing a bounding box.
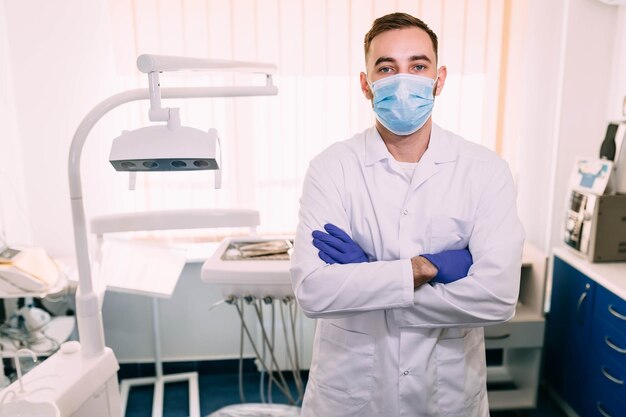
[409,54,432,63]
[374,54,432,67]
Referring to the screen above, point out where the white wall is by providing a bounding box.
[547,0,620,249]
[0,0,31,246]
[606,5,626,120]
[2,0,119,258]
[515,0,621,253]
[514,0,567,252]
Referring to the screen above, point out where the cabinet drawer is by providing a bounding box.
[595,285,626,334]
[592,319,626,369]
[588,396,626,417]
[590,356,626,405]
[484,320,545,348]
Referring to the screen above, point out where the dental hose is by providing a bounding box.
[268,301,275,403]
[289,300,302,384]
[279,300,304,399]
[238,299,246,403]
[234,301,296,404]
[258,300,266,404]
[252,302,296,403]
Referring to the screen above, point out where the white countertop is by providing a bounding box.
[553,246,626,300]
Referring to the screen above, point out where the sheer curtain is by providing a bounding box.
[102,0,509,237]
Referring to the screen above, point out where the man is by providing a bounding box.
[290,12,524,417]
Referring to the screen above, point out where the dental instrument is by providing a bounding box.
[203,237,304,415]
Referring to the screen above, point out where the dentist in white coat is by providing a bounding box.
[290,12,525,417]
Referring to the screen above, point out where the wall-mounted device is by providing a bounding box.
[564,191,626,261]
[564,122,626,262]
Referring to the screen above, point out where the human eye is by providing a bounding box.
[411,64,427,72]
[378,66,394,74]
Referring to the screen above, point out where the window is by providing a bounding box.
[103,0,511,238]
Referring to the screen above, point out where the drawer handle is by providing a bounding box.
[576,289,589,325]
[608,304,626,321]
[485,333,511,340]
[597,402,612,417]
[601,366,624,385]
[605,336,626,354]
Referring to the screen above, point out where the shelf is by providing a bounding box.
[509,302,544,323]
[488,388,538,410]
[522,242,544,269]
[486,349,543,410]
[483,243,546,411]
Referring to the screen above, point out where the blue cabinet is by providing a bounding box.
[544,256,595,415]
[588,285,626,417]
[545,254,626,417]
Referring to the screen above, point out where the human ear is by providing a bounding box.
[434,66,447,96]
[360,72,373,100]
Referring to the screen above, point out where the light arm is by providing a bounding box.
[69,84,278,357]
[136,54,277,75]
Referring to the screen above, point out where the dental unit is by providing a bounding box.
[0,54,277,417]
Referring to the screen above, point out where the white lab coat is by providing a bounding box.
[290,124,525,417]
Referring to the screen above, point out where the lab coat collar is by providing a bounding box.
[363,123,458,167]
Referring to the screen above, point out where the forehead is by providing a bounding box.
[367,27,435,66]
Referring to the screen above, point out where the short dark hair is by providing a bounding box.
[364,12,438,61]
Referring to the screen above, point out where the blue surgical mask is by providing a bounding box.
[369,73,437,136]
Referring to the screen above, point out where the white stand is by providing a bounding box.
[90,211,262,417]
[119,298,200,417]
[90,233,198,417]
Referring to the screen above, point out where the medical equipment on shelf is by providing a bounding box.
[202,236,305,413]
[601,121,626,194]
[0,247,60,293]
[564,122,626,262]
[0,248,73,365]
[0,54,277,417]
[564,191,626,261]
[203,237,293,298]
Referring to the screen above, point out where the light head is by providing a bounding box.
[109,126,219,172]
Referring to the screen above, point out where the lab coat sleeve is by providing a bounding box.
[290,151,415,319]
[393,158,525,328]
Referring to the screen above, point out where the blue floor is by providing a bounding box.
[122,361,568,417]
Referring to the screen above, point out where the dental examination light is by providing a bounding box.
[21,53,281,417]
[69,53,277,358]
[108,54,276,188]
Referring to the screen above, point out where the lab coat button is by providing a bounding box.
[403,370,409,375]
[401,209,408,215]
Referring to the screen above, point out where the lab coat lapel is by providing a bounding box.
[410,158,439,191]
[410,124,458,192]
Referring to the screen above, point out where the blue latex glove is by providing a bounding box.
[421,248,473,284]
[311,223,368,264]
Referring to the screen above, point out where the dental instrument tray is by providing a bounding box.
[221,239,292,260]
[202,237,294,297]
